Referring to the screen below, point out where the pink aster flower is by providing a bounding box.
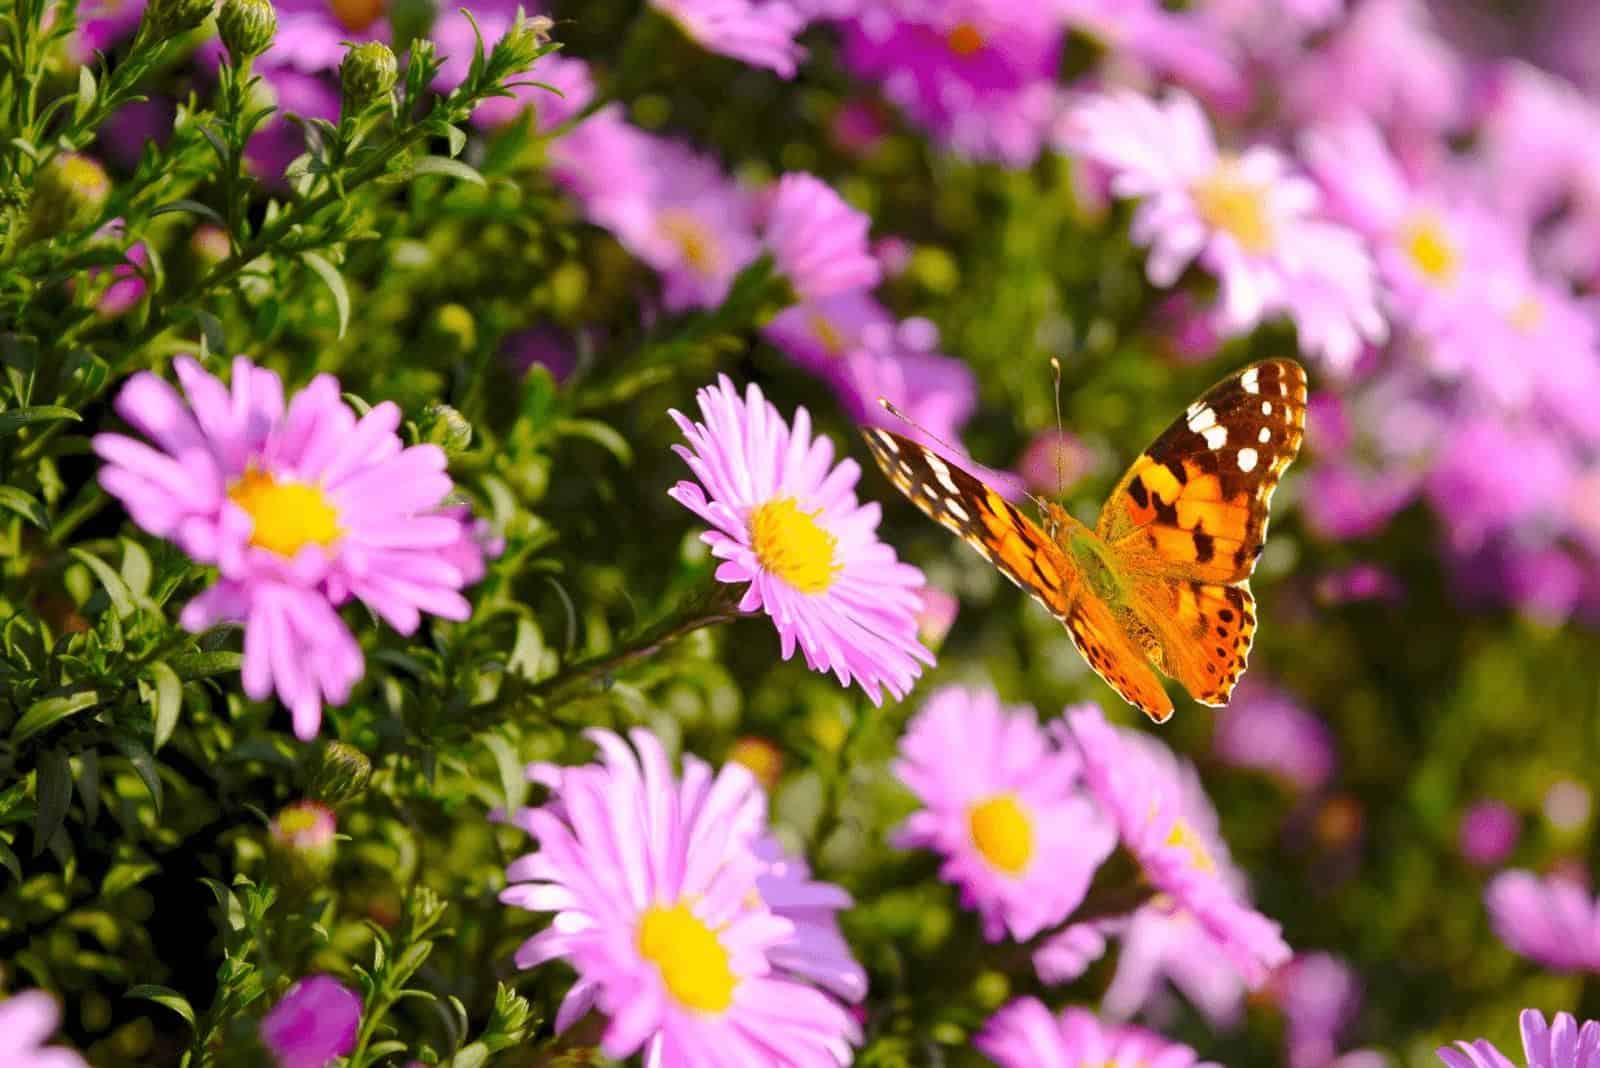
[668,375,934,704]
[892,688,1114,942]
[1440,1010,1600,1068]
[763,173,881,302]
[977,999,1220,1068]
[260,975,361,1068]
[1459,802,1520,868]
[1212,678,1335,793]
[500,728,860,1067]
[652,0,806,77]
[1064,705,1292,989]
[1067,89,1384,371]
[0,989,89,1068]
[754,835,868,1003]
[1485,870,1600,974]
[93,356,483,738]
[1274,952,1362,1068]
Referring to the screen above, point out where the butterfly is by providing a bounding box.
[863,359,1308,723]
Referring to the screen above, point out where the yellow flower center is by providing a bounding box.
[1165,820,1216,873]
[329,0,385,31]
[659,210,717,279]
[808,311,848,357]
[228,470,342,558]
[947,22,984,56]
[749,497,840,594]
[1192,160,1274,253]
[1400,212,1458,284]
[636,902,737,1013]
[968,794,1033,874]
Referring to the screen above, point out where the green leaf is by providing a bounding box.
[0,486,49,531]
[70,547,136,618]
[126,985,196,1028]
[302,251,350,339]
[75,65,96,122]
[77,747,100,823]
[169,650,243,680]
[121,538,152,597]
[150,199,228,228]
[554,418,633,465]
[445,123,467,157]
[13,690,100,744]
[484,733,526,812]
[148,662,182,750]
[103,856,160,896]
[412,156,485,186]
[111,737,163,817]
[0,406,81,438]
[33,749,73,857]
[448,1043,490,1068]
[0,839,20,883]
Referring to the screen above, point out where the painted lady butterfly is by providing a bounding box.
[863,359,1308,723]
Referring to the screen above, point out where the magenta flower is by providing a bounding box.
[668,375,934,704]
[259,975,361,1068]
[0,990,89,1068]
[1212,679,1335,793]
[1485,870,1600,973]
[1067,89,1384,370]
[500,728,860,1066]
[1275,953,1363,1068]
[1424,419,1576,554]
[893,689,1114,942]
[1016,429,1096,497]
[66,0,146,64]
[1440,1010,1600,1068]
[754,834,868,1003]
[244,69,342,181]
[1064,705,1292,990]
[1459,801,1521,868]
[977,999,1220,1068]
[763,173,881,302]
[652,0,806,77]
[93,357,483,738]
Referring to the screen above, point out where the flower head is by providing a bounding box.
[1064,705,1291,989]
[1212,679,1335,793]
[1439,1010,1600,1068]
[977,998,1220,1068]
[668,375,934,704]
[754,835,868,1003]
[1485,870,1600,973]
[500,728,860,1066]
[892,688,1114,941]
[763,173,881,302]
[652,0,806,77]
[93,357,485,738]
[260,975,361,1068]
[0,990,89,1068]
[1459,801,1520,868]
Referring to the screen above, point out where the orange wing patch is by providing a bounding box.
[1128,579,1257,707]
[1064,593,1175,722]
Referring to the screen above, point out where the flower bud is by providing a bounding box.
[217,0,277,63]
[422,403,473,456]
[303,741,372,804]
[340,41,399,113]
[267,801,337,894]
[190,224,232,266]
[489,11,554,78]
[143,0,216,38]
[23,154,109,245]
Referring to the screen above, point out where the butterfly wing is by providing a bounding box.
[863,427,1174,721]
[1096,359,1307,707]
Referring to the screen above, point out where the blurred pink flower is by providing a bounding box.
[913,586,959,648]
[763,173,881,302]
[0,989,89,1067]
[260,975,361,1068]
[1485,870,1600,973]
[1213,679,1335,793]
[1458,801,1520,868]
[1440,1010,1600,1068]
[435,25,594,129]
[753,835,868,1003]
[978,999,1221,1068]
[66,0,146,63]
[502,327,578,382]
[1314,563,1404,605]
[1424,419,1576,554]
[1062,0,1246,111]
[652,0,807,77]
[1274,952,1362,1068]
[1016,429,1096,496]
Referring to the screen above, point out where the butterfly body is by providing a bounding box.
[863,358,1308,723]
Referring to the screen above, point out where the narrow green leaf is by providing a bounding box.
[0,486,49,531]
[484,733,526,812]
[0,839,20,883]
[302,252,350,339]
[126,985,196,1028]
[121,538,152,597]
[445,123,467,157]
[168,650,243,681]
[150,199,228,227]
[70,547,135,618]
[0,406,81,438]
[448,1042,490,1068]
[148,662,182,750]
[77,748,100,823]
[554,418,633,465]
[103,856,160,896]
[111,737,162,817]
[412,156,485,186]
[13,690,100,743]
[75,65,96,122]
[33,749,73,857]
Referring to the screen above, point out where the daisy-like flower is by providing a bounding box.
[1067,89,1384,371]
[976,998,1220,1068]
[754,835,869,1003]
[652,0,807,78]
[1439,1010,1600,1068]
[668,375,934,704]
[1485,870,1600,973]
[763,173,881,302]
[1063,704,1292,989]
[93,356,482,738]
[893,688,1114,941]
[500,728,860,1067]
[0,989,89,1068]
[259,975,362,1068]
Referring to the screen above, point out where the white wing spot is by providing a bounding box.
[1261,401,1272,415]
[874,431,898,451]
[923,453,961,494]
[1279,381,1290,396]
[1237,447,1259,472]
[944,499,970,522]
[1187,400,1207,419]
[1202,425,1228,450]
[1241,368,1260,394]
[1187,405,1218,433]
[1258,426,1271,444]
[897,460,915,479]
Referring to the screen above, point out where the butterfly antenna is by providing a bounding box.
[1050,356,1066,499]
[877,398,967,460]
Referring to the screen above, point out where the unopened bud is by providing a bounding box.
[217,0,277,63]
[422,403,473,456]
[267,801,337,894]
[24,154,110,246]
[190,224,232,265]
[489,11,554,78]
[144,0,216,38]
[341,41,399,113]
[303,741,372,804]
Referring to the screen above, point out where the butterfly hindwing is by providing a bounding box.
[1126,576,1258,707]
[1097,358,1307,585]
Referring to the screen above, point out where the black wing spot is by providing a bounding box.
[1214,645,1227,658]
[1153,497,1179,526]
[1128,476,1150,509]
[1162,458,1187,485]
[1217,608,1234,623]
[1193,528,1215,563]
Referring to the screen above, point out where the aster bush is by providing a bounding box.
[5,0,1600,1065]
